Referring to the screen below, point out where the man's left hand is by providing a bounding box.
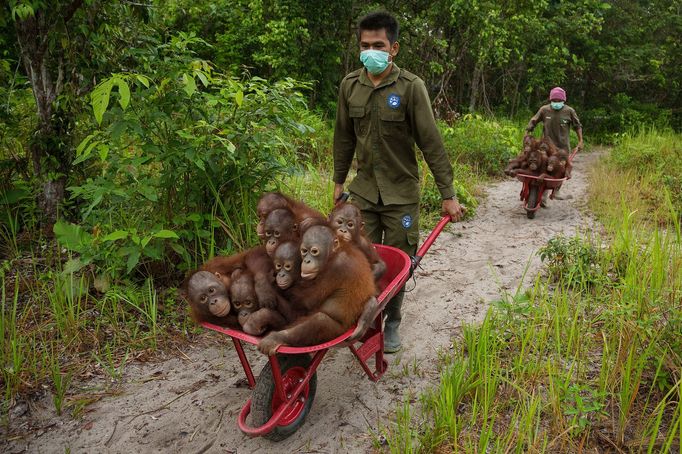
[442,198,465,222]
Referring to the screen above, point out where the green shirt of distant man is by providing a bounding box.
[525,86,584,153]
[332,11,463,354]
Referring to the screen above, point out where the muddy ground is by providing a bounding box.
[3,153,600,454]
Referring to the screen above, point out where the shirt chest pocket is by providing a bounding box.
[349,105,369,137]
[379,110,407,137]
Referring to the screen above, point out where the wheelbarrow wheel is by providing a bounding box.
[526,186,538,219]
[251,354,317,441]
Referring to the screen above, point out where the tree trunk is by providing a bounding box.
[469,61,482,113]
[14,2,83,228]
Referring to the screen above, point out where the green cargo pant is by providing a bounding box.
[350,193,420,331]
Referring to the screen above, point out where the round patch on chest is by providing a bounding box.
[387,93,401,109]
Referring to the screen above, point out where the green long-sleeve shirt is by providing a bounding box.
[526,104,582,152]
[333,64,455,205]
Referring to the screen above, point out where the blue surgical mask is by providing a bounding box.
[360,50,390,75]
[551,101,565,110]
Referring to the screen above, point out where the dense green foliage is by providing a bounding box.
[57,34,321,280]
[158,0,682,132]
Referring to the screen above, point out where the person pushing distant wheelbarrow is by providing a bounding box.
[524,86,584,206]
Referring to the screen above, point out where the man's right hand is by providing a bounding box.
[333,183,345,204]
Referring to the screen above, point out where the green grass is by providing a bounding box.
[596,128,682,221]
[0,255,187,417]
[381,152,682,451]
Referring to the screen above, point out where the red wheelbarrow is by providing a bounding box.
[201,215,453,440]
[515,147,579,219]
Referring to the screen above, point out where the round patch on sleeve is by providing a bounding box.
[387,93,401,109]
[401,214,413,229]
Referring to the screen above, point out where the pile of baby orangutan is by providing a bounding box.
[504,136,572,182]
[183,193,387,356]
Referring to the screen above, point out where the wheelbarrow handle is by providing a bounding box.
[412,215,452,268]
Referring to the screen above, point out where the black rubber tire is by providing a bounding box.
[251,354,317,441]
[526,186,538,219]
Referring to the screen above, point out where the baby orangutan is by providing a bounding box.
[256,192,326,239]
[272,241,302,291]
[272,240,378,344]
[257,225,376,355]
[328,202,386,281]
[185,271,239,328]
[537,155,566,183]
[230,268,287,336]
[505,136,535,176]
[263,208,299,257]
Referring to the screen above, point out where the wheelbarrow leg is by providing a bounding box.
[349,312,388,382]
[232,338,256,388]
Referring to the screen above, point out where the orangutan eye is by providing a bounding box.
[275,263,282,270]
[347,222,354,229]
[300,247,308,255]
[208,287,215,294]
[311,247,319,256]
[284,264,291,271]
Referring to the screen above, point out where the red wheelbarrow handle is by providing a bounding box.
[411,215,453,269]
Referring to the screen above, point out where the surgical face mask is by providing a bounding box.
[551,101,565,110]
[360,50,390,75]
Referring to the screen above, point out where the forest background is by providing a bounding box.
[1,1,681,451]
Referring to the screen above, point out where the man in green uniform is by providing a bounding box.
[332,11,464,353]
[525,86,583,201]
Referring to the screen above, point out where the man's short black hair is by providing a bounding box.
[357,11,399,44]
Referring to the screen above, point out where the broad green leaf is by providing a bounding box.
[53,221,93,253]
[126,249,141,274]
[235,90,244,107]
[141,236,152,248]
[76,133,97,155]
[143,244,163,260]
[102,230,129,242]
[72,139,99,165]
[153,230,179,239]
[116,78,131,110]
[137,185,158,202]
[195,70,209,87]
[97,144,109,162]
[183,73,196,97]
[136,74,150,88]
[91,79,114,125]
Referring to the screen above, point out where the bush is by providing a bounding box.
[57,33,325,281]
[439,114,524,176]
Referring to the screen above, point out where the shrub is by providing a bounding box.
[440,114,524,176]
[57,33,323,281]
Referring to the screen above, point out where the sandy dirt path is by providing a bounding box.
[4,152,599,454]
